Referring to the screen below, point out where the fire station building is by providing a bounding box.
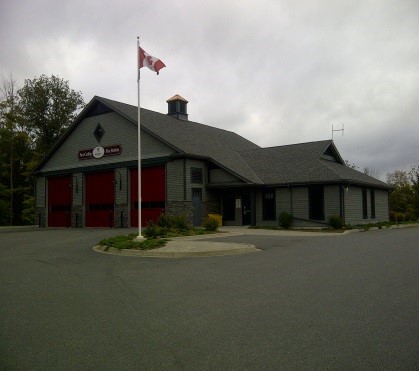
[33,95,390,228]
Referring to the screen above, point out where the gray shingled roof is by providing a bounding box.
[34,96,389,189]
[238,140,389,188]
[97,97,263,183]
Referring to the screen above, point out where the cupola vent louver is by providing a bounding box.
[167,94,188,120]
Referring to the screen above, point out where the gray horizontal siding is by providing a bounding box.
[255,186,340,227]
[374,189,389,222]
[292,187,309,220]
[40,112,176,173]
[344,186,389,224]
[35,177,46,207]
[186,159,207,202]
[345,186,362,225]
[166,159,184,201]
[324,185,340,220]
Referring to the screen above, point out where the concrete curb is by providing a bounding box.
[92,223,419,258]
[93,242,259,258]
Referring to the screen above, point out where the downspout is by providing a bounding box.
[340,184,346,225]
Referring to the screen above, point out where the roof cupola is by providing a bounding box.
[167,94,188,120]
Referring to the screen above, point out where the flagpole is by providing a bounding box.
[136,36,144,240]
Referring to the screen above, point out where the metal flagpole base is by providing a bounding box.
[135,235,145,241]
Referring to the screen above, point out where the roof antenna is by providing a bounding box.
[332,123,344,140]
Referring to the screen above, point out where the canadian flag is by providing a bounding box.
[139,47,166,75]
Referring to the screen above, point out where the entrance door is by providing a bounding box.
[242,193,251,225]
[85,171,115,227]
[192,189,202,226]
[48,175,72,227]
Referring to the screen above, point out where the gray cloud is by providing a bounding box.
[1,0,418,180]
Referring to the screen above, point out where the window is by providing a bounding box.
[370,189,376,219]
[362,188,368,219]
[262,191,276,220]
[309,185,325,220]
[223,195,235,221]
[191,168,203,184]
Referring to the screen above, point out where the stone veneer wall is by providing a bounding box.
[71,206,84,227]
[166,201,194,224]
[115,204,129,228]
[36,207,47,228]
[166,200,220,226]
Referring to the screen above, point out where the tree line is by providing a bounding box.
[0,74,84,225]
[0,74,418,225]
[346,161,419,222]
[386,166,419,222]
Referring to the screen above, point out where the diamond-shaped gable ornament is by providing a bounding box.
[93,123,105,142]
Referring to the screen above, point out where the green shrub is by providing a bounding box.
[329,216,344,229]
[202,217,219,231]
[394,212,405,223]
[156,214,173,229]
[139,238,167,250]
[404,209,417,222]
[389,211,396,222]
[99,233,166,250]
[278,212,292,229]
[172,215,190,231]
[144,222,164,239]
[156,214,191,231]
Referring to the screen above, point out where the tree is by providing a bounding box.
[18,74,84,158]
[386,168,418,221]
[0,74,33,225]
[408,165,419,218]
[0,74,84,225]
[345,160,358,170]
[363,166,380,179]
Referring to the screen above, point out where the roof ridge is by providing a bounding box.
[236,151,264,184]
[238,139,333,153]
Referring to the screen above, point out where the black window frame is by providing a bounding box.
[362,188,368,219]
[308,185,325,221]
[223,195,236,221]
[370,189,376,219]
[262,190,276,221]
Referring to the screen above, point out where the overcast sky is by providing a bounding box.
[1,0,418,180]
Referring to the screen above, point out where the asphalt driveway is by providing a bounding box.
[0,227,418,369]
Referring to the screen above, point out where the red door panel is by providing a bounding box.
[85,171,115,227]
[48,176,72,227]
[130,166,165,227]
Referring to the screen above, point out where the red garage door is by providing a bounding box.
[48,175,72,227]
[85,171,115,227]
[131,166,165,227]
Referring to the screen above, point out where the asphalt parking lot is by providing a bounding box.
[1,227,418,370]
